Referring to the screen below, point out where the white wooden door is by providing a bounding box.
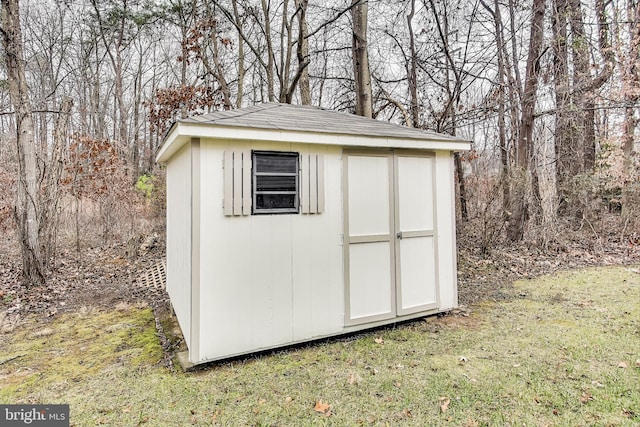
[344,151,438,325]
[344,153,395,325]
[395,154,438,315]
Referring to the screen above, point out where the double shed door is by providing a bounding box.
[344,151,438,326]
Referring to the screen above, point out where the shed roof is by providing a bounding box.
[156,102,470,162]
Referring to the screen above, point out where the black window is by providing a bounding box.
[252,151,299,214]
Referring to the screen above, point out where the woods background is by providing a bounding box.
[1,0,639,286]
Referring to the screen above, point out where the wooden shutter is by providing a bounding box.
[223,150,251,216]
[300,153,324,214]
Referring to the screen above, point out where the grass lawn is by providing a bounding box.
[1,266,639,426]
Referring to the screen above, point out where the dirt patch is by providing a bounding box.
[436,312,482,330]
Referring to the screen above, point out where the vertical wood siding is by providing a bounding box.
[223,150,252,216]
[165,144,192,349]
[300,153,325,214]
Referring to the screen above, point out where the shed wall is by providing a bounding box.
[165,143,193,348]
[169,138,460,364]
[196,141,344,362]
[434,151,458,310]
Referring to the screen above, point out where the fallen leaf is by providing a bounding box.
[365,365,379,375]
[439,397,450,413]
[314,400,330,414]
[347,372,358,385]
[374,337,384,344]
[580,392,592,404]
[618,361,628,369]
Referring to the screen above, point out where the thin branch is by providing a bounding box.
[0,354,25,365]
[305,1,362,39]
[0,109,73,116]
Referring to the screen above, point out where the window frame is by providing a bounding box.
[252,150,300,215]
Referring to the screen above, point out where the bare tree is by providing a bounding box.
[481,0,515,219]
[620,0,639,159]
[406,0,419,126]
[507,0,545,241]
[552,0,576,214]
[351,0,372,117]
[295,0,311,104]
[40,97,73,265]
[231,0,245,107]
[1,0,45,285]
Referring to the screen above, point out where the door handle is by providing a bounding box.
[396,231,403,240]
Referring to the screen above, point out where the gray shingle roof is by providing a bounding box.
[179,102,461,142]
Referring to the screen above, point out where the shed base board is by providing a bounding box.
[177,306,456,370]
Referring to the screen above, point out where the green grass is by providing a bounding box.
[1,267,639,426]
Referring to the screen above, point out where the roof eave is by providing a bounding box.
[156,121,471,163]
[155,122,186,163]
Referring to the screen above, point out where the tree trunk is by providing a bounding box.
[91,0,129,157]
[406,0,419,126]
[278,0,292,103]
[552,0,578,214]
[567,0,590,171]
[295,0,311,105]
[232,0,244,108]
[351,0,372,118]
[40,97,73,266]
[567,0,613,172]
[507,0,545,241]
[210,14,232,109]
[133,48,143,179]
[484,0,511,219]
[1,0,45,286]
[261,0,276,102]
[622,0,639,158]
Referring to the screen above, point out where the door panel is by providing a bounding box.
[397,156,434,231]
[396,155,438,315]
[345,154,395,325]
[398,236,437,313]
[348,242,393,320]
[347,156,390,236]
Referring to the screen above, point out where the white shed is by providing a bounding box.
[156,103,470,367]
